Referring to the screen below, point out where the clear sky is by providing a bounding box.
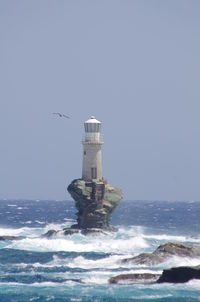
[0,0,200,201]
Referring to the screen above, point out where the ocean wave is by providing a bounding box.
[4,224,200,256]
[8,226,148,254]
[9,232,148,254]
[31,254,128,270]
[158,256,200,269]
[0,281,67,287]
[186,279,200,289]
[0,226,42,237]
[0,222,75,238]
[35,220,46,225]
[143,233,200,243]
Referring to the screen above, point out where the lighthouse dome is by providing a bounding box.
[85,116,101,124]
[84,116,101,133]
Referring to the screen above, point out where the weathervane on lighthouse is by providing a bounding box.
[82,116,103,181]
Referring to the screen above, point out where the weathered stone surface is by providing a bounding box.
[0,236,19,241]
[108,243,200,285]
[158,266,200,283]
[109,273,160,284]
[156,242,200,257]
[122,242,200,265]
[67,179,122,230]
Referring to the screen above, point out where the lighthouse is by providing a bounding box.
[82,116,103,181]
[67,115,123,231]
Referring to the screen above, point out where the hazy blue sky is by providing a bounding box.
[0,0,200,201]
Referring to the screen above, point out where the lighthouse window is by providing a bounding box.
[84,151,86,155]
[91,167,97,179]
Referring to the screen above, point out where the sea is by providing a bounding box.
[0,199,199,302]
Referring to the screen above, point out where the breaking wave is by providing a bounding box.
[9,227,148,254]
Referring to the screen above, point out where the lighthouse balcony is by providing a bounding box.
[82,135,104,144]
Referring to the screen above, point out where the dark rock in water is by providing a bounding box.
[155,242,200,257]
[65,278,83,284]
[0,236,19,241]
[42,230,58,238]
[67,179,123,230]
[63,228,80,236]
[122,242,200,265]
[109,273,160,284]
[81,228,111,236]
[42,227,112,238]
[158,266,200,283]
[122,252,164,265]
[64,226,115,236]
[109,266,200,285]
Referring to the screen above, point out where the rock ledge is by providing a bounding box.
[67,179,123,231]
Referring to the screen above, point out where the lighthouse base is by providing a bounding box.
[67,179,123,231]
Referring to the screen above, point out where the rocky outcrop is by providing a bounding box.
[158,266,200,283]
[42,227,112,238]
[109,273,160,284]
[122,242,200,265]
[43,179,122,237]
[110,243,200,285]
[67,179,122,231]
[109,266,200,284]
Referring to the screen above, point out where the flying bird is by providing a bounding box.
[53,113,70,119]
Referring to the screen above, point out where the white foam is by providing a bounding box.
[136,294,172,300]
[35,220,45,225]
[186,279,200,289]
[143,233,200,244]
[159,256,200,269]
[0,226,42,237]
[83,273,110,285]
[52,254,128,269]
[9,232,148,254]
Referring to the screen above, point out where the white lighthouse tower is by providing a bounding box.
[82,116,103,181]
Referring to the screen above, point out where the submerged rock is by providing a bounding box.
[109,273,160,284]
[122,242,200,265]
[67,179,123,231]
[0,236,19,241]
[63,228,80,236]
[42,230,58,238]
[80,228,112,236]
[158,266,200,283]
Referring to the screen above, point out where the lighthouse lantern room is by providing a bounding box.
[82,116,103,181]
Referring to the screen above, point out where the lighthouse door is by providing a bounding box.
[91,167,97,179]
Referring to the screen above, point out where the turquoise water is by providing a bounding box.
[0,200,199,301]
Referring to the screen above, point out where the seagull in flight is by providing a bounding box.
[53,112,70,119]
